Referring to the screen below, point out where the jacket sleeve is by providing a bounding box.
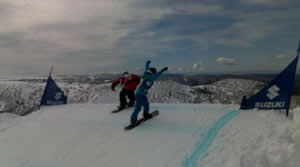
[131,75,141,84]
[150,67,168,81]
[142,62,150,78]
[111,77,121,90]
[149,71,160,81]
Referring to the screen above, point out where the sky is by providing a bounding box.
[0,0,300,75]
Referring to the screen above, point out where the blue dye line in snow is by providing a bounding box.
[183,110,241,167]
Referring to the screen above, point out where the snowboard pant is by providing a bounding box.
[120,89,135,109]
[130,93,149,122]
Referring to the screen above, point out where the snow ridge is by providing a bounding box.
[0,79,264,115]
[183,110,240,167]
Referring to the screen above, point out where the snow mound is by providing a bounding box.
[148,81,194,103]
[0,82,43,115]
[193,79,264,104]
[201,110,296,167]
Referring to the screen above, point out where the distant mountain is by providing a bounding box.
[0,77,269,115]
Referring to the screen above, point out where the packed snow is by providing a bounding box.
[291,107,300,166]
[0,103,297,167]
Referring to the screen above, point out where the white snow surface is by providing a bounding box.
[0,103,297,167]
[291,107,300,166]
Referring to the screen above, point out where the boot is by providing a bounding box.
[118,105,126,111]
[130,120,137,125]
[128,102,135,108]
[143,112,152,119]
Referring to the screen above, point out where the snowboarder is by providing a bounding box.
[111,72,141,111]
[129,61,168,125]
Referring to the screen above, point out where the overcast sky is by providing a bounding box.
[0,0,300,75]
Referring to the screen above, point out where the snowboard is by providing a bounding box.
[124,110,159,131]
[111,106,133,113]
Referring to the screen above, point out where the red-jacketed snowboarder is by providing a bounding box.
[111,72,141,111]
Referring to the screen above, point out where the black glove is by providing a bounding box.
[146,60,151,66]
[162,67,168,72]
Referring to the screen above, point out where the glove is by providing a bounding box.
[146,60,151,66]
[162,67,168,72]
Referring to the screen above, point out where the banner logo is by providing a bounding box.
[54,92,63,100]
[266,85,280,100]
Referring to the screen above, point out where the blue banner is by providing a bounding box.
[40,76,67,106]
[240,54,298,116]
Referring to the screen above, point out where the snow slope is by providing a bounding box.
[0,104,296,167]
[291,107,300,166]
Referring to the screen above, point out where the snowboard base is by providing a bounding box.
[111,106,133,113]
[124,110,159,131]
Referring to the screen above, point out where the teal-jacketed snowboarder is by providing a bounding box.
[129,61,168,125]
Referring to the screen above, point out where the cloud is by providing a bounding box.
[209,10,291,47]
[174,3,223,15]
[192,63,204,71]
[177,67,184,72]
[274,54,290,59]
[169,63,204,73]
[192,64,200,70]
[0,0,299,74]
[274,52,296,63]
[240,0,298,6]
[216,57,237,66]
[0,0,174,74]
[128,1,300,50]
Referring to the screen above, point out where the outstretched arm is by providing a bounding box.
[111,77,121,91]
[142,60,151,77]
[151,67,168,80]
[145,60,150,70]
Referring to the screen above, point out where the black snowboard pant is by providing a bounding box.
[119,89,136,109]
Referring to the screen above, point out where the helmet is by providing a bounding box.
[122,72,129,79]
[147,67,157,74]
